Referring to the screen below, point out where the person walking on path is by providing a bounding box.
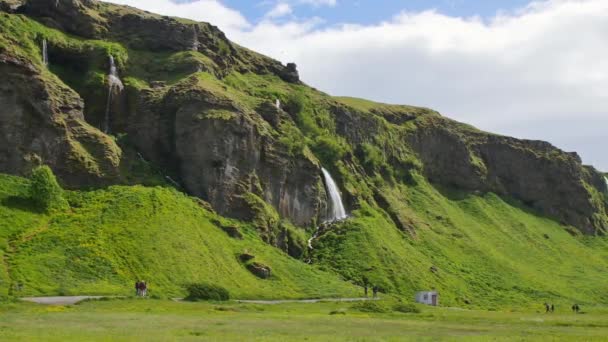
[372,286,379,298]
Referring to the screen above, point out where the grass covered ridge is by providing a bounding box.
[311,174,608,309]
[0,173,358,299]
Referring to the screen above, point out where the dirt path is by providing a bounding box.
[21,296,113,305]
[236,297,379,304]
[25,296,377,306]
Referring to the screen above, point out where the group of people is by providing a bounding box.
[571,303,581,313]
[363,285,380,298]
[544,303,582,313]
[135,280,148,297]
[362,278,381,298]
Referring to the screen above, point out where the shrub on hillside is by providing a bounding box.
[185,283,230,301]
[351,301,390,313]
[311,135,349,165]
[29,165,68,212]
[393,303,421,314]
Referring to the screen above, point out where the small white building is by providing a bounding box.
[415,291,439,306]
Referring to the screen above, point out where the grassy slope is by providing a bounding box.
[2,299,608,341]
[312,175,608,309]
[0,174,359,299]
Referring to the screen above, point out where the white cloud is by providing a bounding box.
[300,0,337,7]
[265,2,292,18]
[101,0,608,170]
[105,0,250,30]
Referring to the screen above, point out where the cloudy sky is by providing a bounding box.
[104,0,607,171]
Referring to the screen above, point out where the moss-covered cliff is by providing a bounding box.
[1,0,608,306]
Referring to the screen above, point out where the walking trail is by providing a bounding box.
[22,296,378,305]
[21,296,115,305]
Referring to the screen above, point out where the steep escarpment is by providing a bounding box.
[0,32,121,187]
[2,0,608,306]
[0,0,606,236]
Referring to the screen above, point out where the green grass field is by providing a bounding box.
[1,298,608,341]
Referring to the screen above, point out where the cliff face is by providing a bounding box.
[0,0,606,234]
[0,42,121,187]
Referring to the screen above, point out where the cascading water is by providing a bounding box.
[275,99,281,109]
[42,39,48,66]
[191,26,200,51]
[104,55,124,133]
[308,168,348,249]
[322,167,347,222]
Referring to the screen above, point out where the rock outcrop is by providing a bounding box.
[0,51,121,188]
[406,117,608,234]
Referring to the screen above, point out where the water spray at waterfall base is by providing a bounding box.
[104,55,124,134]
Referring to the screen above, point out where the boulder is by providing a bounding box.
[246,262,271,279]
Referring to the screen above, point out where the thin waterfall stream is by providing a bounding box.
[42,39,48,66]
[104,55,124,134]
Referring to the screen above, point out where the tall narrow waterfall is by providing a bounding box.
[191,26,200,51]
[104,55,124,133]
[42,39,48,66]
[322,168,347,222]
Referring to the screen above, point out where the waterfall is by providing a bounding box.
[322,168,347,221]
[191,26,200,51]
[104,55,124,133]
[275,99,281,109]
[42,39,48,66]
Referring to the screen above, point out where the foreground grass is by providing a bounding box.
[1,299,608,341]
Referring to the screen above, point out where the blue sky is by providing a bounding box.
[221,0,534,25]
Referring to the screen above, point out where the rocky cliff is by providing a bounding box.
[0,0,606,236]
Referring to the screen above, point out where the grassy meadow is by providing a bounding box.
[1,298,608,341]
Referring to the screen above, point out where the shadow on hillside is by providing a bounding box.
[430,181,570,231]
[1,196,42,213]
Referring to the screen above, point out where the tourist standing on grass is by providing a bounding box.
[544,303,550,313]
[551,304,555,313]
[135,281,140,296]
[372,286,378,298]
[141,281,147,297]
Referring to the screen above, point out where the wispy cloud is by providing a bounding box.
[300,0,337,7]
[265,2,292,18]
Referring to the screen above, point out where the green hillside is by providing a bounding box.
[312,175,608,309]
[0,173,359,299]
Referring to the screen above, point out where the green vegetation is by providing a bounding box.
[2,299,608,341]
[1,1,608,322]
[29,166,68,212]
[184,283,230,301]
[0,173,358,300]
[311,175,608,309]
